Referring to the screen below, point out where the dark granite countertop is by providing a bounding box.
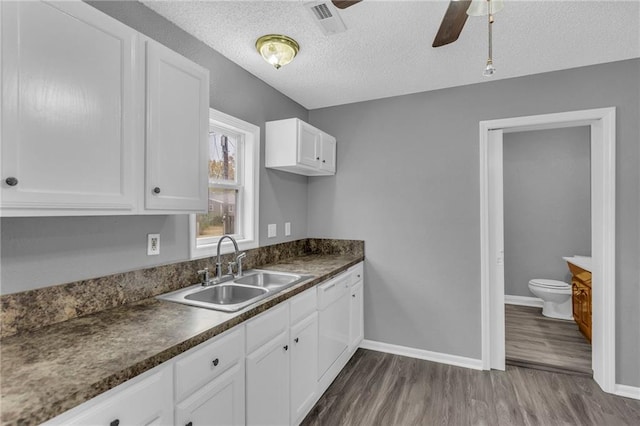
[0,253,363,425]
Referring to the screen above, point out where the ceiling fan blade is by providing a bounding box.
[331,0,363,9]
[432,0,472,47]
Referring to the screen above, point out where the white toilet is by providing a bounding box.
[528,279,573,320]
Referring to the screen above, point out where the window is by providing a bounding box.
[189,109,260,258]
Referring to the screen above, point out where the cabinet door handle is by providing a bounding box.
[322,282,336,291]
[110,420,120,426]
[316,157,320,160]
[294,337,299,343]
[153,186,161,194]
[212,358,219,366]
[352,294,356,298]
[283,345,289,351]
[5,177,18,186]
[186,422,193,426]
[322,159,326,163]
[357,274,361,278]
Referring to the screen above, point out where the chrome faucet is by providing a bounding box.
[210,235,246,284]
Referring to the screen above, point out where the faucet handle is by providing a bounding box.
[197,268,210,285]
[227,262,237,274]
[236,252,247,261]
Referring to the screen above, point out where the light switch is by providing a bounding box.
[285,222,291,236]
[268,224,277,238]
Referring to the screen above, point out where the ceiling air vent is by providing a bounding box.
[305,1,347,36]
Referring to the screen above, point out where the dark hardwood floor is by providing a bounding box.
[302,349,640,426]
[505,304,592,376]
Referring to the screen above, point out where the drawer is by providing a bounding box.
[317,272,350,310]
[246,303,289,354]
[290,287,317,325]
[349,263,364,285]
[175,327,244,402]
[47,364,173,425]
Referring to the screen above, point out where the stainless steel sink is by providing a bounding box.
[157,269,313,312]
[233,270,304,290]
[186,284,267,305]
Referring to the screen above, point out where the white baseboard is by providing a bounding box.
[360,339,483,371]
[614,384,640,400]
[504,295,544,308]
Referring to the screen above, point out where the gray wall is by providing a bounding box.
[0,1,309,294]
[503,127,591,297]
[308,59,640,386]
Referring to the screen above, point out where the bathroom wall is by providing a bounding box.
[0,1,309,295]
[308,58,640,387]
[503,127,591,297]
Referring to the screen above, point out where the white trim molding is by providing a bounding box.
[479,107,616,394]
[504,295,544,308]
[360,340,483,371]
[614,384,640,401]
[189,108,260,259]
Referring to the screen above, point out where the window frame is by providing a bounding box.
[189,108,260,258]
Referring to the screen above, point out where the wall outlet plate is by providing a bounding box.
[147,234,160,255]
[285,222,291,236]
[267,224,277,238]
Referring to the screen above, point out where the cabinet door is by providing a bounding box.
[349,280,364,351]
[319,133,336,173]
[175,361,245,426]
[297,121,320,169]
[290,312,318,425]
[246,331,290,426]
[144,38,209,212]
[1,1,136,215]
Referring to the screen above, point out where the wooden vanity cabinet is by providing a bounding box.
[569,266,592,342]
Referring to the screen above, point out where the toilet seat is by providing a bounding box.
[529,279,570,289]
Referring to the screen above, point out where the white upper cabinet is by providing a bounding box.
[266,118,337,176]
[1,1,137,215]
[0,1,209,217]
[143,37,209,213]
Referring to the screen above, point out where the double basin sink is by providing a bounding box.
[157,269,313,312]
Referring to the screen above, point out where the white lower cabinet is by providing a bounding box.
[245,303,290,425]
[246,330,290,425]
[349,264,365,351]
[44,263,364,426]
[175,327,245,426]
[175,362,245,426]
[290,312,318,425]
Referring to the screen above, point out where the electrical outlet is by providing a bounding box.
[285,222,291,236]
[147,234,160,255]
[267,224,277,238]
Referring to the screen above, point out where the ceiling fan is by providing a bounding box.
[330,0,495,48]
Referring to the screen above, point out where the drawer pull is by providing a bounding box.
[212,358,219,367]
[186,422,193,426]
[283,345,289,351]
[110,420,120,426]
[357,274,361,278]
[352,294,356,298]
[294,337,299,343]
[153,186,161,194]
[5,177,18,186]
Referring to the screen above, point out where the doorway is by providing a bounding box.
[479,108,616,393]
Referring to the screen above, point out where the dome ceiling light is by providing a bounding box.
[255,34,300,70]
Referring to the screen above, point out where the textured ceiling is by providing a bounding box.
[142,0,640,109]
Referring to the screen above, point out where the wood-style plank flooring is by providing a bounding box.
[302,349,640,426]
[505,304,592,376]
